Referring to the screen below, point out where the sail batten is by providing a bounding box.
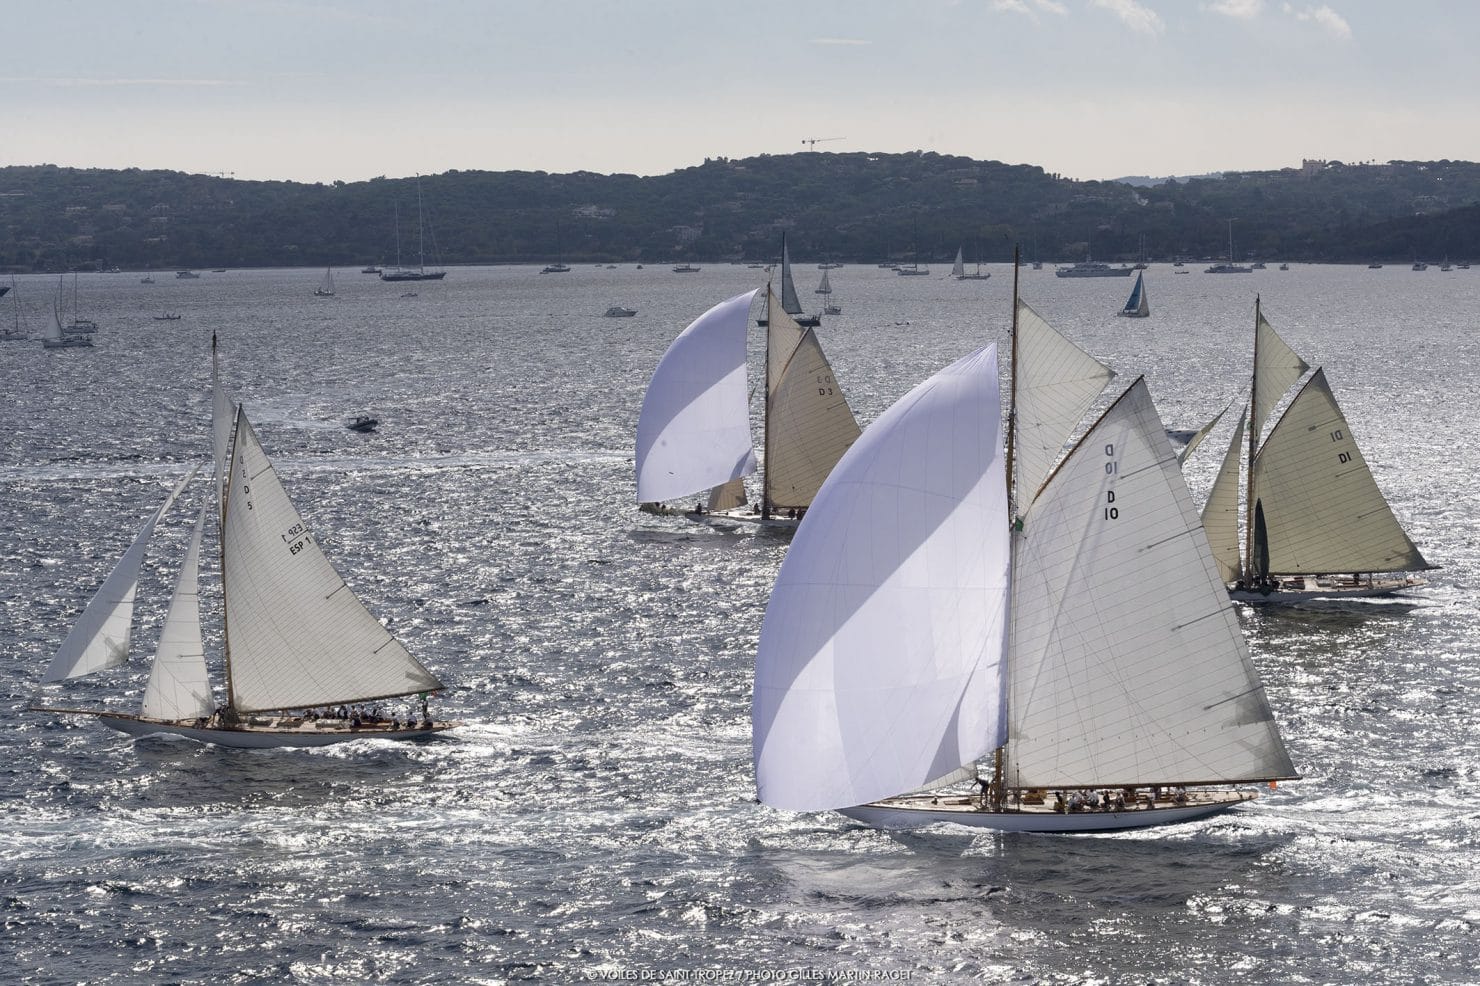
[222,409,441,712]
[634,290,759,504]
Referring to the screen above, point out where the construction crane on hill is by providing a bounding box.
[802,137,844,150]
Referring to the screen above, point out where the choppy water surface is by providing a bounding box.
[2,263,1477,984]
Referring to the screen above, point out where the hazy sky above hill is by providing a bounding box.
[6,1,1477,183]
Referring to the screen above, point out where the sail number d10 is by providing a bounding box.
[1104,443,1119,519]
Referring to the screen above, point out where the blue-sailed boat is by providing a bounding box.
[1117,271,1149,318]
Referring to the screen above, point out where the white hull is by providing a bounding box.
[91,712,456,748]
[839,790,1258,833]
[1231,575,1425,604]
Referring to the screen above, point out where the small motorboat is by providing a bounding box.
[154,313,182,321]
[603,306,637,318]
[346,415,379,433]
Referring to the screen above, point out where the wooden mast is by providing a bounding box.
[990,245,1021,809]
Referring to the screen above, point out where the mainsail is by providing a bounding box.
[754,346,1011,811]
[141,504,214,720]
[780,235,803,316]
[1251,307,1309,444]
[222,408,441,712]
[952,247,965,278]
[1251,370,1429,575]
[1007,380,1294,789]
[634,290,760,504]
[764,324,862,512]
[42,473,193,683]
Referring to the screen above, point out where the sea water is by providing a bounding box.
[1,263,1477,983]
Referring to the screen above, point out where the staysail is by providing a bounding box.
[1011,300,1116,508]
[634,290,760,504]
[1200,411,1247,584]
[754,345,1011,811]
[222,409,441,712]
[780,235,803,316]
[42,473,194,683]
[141,503,214,720]
[1007,380,1296,789]
[1251,369,1430,575]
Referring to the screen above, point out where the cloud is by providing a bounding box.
[1282,3,1353,39]
[0,76,242,88]
[1206,0,1263,17]
[990,0,1068,17]
[809,37,871,46]
[1089,0,1165,35]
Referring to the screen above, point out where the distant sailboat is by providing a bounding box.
[380,176,447,282]
[30,337,455,745]
[758,234,820,327]
[1205,219,1253,273]
[636,283,861,526]
[1117,271,1150,317]
[3,277,27,341]
[951,245,991,280]
[814,269,841,315]
[753,257,1297,831]
[42,281,92,349]
[314,268,336,296]
[1195,298,1431,603]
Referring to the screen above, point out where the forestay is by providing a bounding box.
[634,290,759,504]
[42,472,193,683]
[222,409,441,712]
[1251,370,1429,575]
[1012,300,1115,509]
[141,504,214,721]
[754,346,1011,811]
[1007,380,1295,789]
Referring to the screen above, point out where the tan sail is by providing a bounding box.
[1251,369,1429,575]
[706,477,747,513]
[765,289,806,395]
[1251,308,1309,445]
[764,327,862,511]
[222,409,441,712]
[1200,412,1247,583]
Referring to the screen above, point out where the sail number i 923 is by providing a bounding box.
[280,522,315,555]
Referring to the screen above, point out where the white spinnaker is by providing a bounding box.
[1252,369,1429,575]
[222,409,441,712]
[765,327,862,511]
[141,504,214,720]
[754,345,1011,811]
[1200,412,1247,584]
[1007,380,1295,789]
[42,472,194,683]
[1251,308,1310,444]
[634,290,760,504]
[1012,300,1115,508]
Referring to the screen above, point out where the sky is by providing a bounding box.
[5,1,1479,184]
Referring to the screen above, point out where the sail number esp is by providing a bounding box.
[280,522,315,556]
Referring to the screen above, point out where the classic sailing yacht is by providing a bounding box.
[314,268,337,296]
[752,259,1296,831]
[759,234,820,328]
[1117,271,1150,317]
[636,284,861,527]
[30,338,453,747]
[380,176,447,282]
[1197,299,1430,603]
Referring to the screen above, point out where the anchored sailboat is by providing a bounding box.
[1197,299,1430,603]
[752,257,1296,831]
[636,284,861,526]
[815,270,841,315]
[314,268,336,296]
[951,245,992,280]
[1117,271,1150,317]
[31,338,454,746]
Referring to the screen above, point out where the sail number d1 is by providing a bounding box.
[1104,443,1119,519]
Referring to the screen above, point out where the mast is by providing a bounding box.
[761,276,775,520]
[416,174,426,274]
[1242,296,1261,581]
[990,245,1022,808]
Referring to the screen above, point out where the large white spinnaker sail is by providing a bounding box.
[1012,300,1116,508]
[1006,380,1296,789]
[42,472,194,683]
[222,409,441,712]
[635,290,759,504]
[141,504,214,720]
[754,345,1011,811]
[1251,369,1430,576]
